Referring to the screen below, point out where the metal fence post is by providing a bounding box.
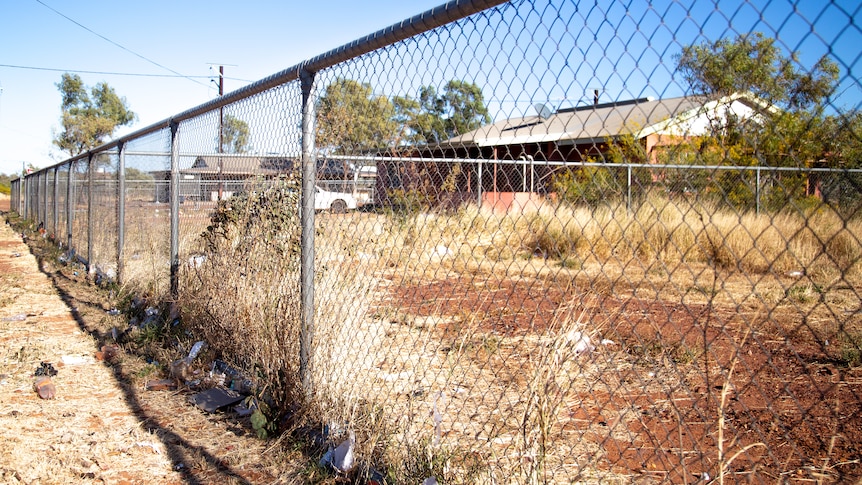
[170,121,180,299]
[52,167,59,240]
[87,154,94,274]
[117,141,126,286]
[39,172,44,227]
[756,166,761,215]
[627,165,633,215]
[300,66,316,399]
[28,174,34,221]
[38,173,41,219]
[23,175,29,220]
[66,162,74,251]
[477,159,483,206]
[29,174,35,221]
[43,170,49,229]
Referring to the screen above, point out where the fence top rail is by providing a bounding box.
[23,0,507,177]
[332,154,862,174]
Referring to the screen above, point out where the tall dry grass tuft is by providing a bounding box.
[178,177,387,464]
[520,298,595,483]
[179,180,374,414]
[417,193,862,282]
[179,178,306,415]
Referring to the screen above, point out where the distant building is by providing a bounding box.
[376,92,771,211]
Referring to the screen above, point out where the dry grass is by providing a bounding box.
[507,194,862,281]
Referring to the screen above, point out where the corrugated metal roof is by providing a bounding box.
[443,94,762,147]
[182,156,295,176]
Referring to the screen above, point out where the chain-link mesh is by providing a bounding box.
[9,0,862,482]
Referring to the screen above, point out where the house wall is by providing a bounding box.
[644,134,690,164]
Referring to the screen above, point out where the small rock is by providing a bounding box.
[145,379,177,391]
[34,376,56,399]
[95,345,120,363]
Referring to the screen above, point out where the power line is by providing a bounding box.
[33,0,209,88]
[0,63,254,83]
[0,63,212,79]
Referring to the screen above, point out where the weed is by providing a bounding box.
[250,399,278,439]
[628,338,699,366]
[837,330,862,367]
[133,320,168,346]
[521,298,591,483]
[688,284,718,297]
[134,363,160,380]
[560,257,582,269]
[384,436,486,484]
[482,335,500,355]
[786,283,824,303]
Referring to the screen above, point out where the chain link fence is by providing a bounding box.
[9,0,862,482]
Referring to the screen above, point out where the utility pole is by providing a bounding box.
[207,63,235,202]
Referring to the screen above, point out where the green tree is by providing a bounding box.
[316,78,491,151]
[221,114,251,153]
[0,173,12,195]
[125,167,154,181]
[676,32,839,111]
[674,33,862,210]
[410,80,491,144]
[391,94,422,148]
[53,73,136,156]
[316,78,397,153]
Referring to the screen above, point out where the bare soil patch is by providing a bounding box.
[390,274,862,482]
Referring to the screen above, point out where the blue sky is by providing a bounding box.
[0,0,445,175]
[1,0,860,176]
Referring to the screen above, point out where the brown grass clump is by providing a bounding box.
[446,193,862,283]
[177,179,382,451]
[179,178,305,421]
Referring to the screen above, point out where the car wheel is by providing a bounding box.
[330,199,347,214]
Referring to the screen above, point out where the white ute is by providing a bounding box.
[314,186,357,213]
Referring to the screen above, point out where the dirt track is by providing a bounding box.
[0,216,289,484]
[0,219,194,484]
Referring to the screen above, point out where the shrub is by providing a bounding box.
[180,177,304,418]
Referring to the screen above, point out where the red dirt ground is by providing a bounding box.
[392,276,862,483]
